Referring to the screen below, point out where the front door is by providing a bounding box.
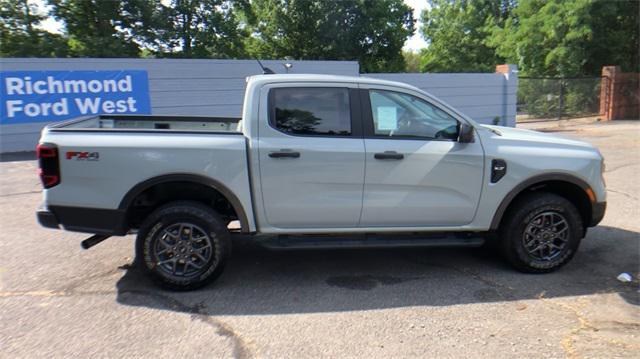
[360,88,484,227]
[258,85,365,229]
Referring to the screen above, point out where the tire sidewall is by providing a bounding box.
[136,202,230,290]
[503,194,583,272]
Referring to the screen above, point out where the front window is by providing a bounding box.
[369,90,459,140]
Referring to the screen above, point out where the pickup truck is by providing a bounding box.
[36,74,606,290]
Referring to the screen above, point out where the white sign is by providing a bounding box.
[377,106,398,130]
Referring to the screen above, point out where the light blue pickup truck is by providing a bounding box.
[37,74,606,290]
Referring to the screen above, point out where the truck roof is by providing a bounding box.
[247,74,421,92]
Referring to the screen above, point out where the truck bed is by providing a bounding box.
[50,114,242,133]
[40,114,255,233]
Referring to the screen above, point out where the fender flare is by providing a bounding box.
[119,173,250,233]
[489,172,593,230]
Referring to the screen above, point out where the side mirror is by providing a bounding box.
[458,123,475,143]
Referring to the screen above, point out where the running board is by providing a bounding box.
[257,233,485,250]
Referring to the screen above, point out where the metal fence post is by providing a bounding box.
[495,64,518,127]
[557,80,565,122]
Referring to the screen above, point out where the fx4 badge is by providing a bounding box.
[66,151,100,161]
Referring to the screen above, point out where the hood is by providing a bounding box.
[479,124,596,149]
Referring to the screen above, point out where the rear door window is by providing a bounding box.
[270,87,351,136]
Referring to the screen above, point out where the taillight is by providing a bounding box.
[37,143,60,188]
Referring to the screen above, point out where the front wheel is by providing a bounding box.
[136,201,231,291]
[499,192,584,273]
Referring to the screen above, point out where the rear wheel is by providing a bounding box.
[136,201,231,290]
[499,192,583,273]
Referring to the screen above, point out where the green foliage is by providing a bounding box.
[131,0,246,58]
[563,79,601,115]
[403,50,421,72]
[48,0,141,57]
[490,0,639,76]
[419,0,515,72]
[583,0,639,75]
[517,79,561,118]
[421,0,638,76]
[490,0,589,76]
[518,78,601,118]
[1,0,637,79]
[0,0,69,57]
[242,0,414,73]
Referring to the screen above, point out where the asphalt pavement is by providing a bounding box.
[1,120,638,358]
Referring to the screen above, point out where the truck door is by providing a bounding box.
[359,87,484,227]
[257,84,365,229]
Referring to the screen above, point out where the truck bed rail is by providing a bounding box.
[48,114,242,134]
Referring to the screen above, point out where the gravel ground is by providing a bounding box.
[1,120,638,358]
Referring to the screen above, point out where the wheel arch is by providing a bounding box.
[119,173,250,233]
[490,173,595,232]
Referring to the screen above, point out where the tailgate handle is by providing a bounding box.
[374,151,404,160]
[269,150,300,159]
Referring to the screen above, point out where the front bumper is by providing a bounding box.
[590,202,606,227]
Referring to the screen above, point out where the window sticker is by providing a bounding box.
[377,106,397,130]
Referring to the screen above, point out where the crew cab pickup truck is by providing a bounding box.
[37,74,606,290]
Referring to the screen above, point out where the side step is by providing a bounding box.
[257,233,485,250]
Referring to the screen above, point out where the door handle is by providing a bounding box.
[269,150,300,158]
[374,151,404,160]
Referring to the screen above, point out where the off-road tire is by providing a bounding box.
[499,192,583,273]
[136,201,231,291]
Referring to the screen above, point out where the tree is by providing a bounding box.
[243,0,414,72]
[403,50,421,72]
[48,0,141,57]
[0,0,69,57]
[489,0,640,76]
[586,0,639,75]
[419,0,515,73]
[128,0,246,58]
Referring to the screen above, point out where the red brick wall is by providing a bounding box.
[600,66,640,120]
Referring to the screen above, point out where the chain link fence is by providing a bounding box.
[517,77,604,123]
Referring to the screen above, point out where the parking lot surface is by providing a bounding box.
[1,120,638,358]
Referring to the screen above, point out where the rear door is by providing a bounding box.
[359,87,485,227]
[257,84,365,229]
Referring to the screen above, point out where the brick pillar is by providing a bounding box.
[600,66,640,120]
[495,64,518,127]
[600,66,619,121]
[495,64,511,75]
